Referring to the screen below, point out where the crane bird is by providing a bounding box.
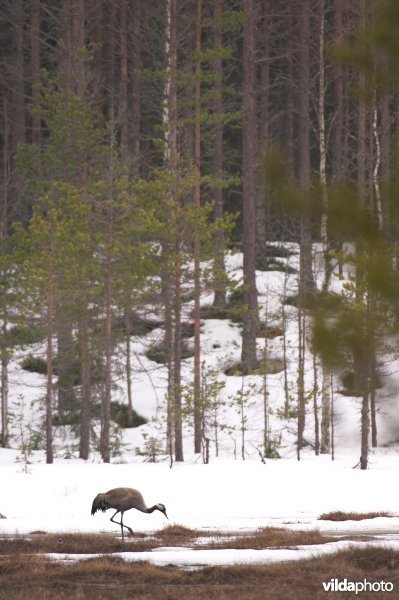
[91,487,168,539]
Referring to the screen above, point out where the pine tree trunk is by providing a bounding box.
[241,0,258,375]
[332,0,344,183]
[318,0,331,291]
[320,363,331,453]
[163,0,183,462]
[162,0,174,455]
[125,310,134,427]
[131,0,142,174]
[318,0,331,456]
[355,0,367,396]
[55,313,76,418]
[0,105,9,448]
[11,0,26,154]
[212,0,227,309]
[193,0,202,454]
[297,303,305,459]
[173,242,184,462]
[120,0,128,161]
[31,0,41,148]
[101,214,113,464]
[105,1,116,116]
[255,0,270,270]
[360,386,369,470]
[79,315,91,459]
[46,255,54,465]
[1,306,8,448]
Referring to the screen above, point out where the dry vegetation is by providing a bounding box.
[1,546,399,600]
[319,511,393,522]
[0,526,339,555]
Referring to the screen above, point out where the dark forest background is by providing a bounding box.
[1,0,398,469]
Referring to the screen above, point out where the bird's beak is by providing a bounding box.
[164,511,169,520]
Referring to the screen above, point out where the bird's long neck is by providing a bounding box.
[146,505,159,514]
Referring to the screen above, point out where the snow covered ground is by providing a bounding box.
[1,448,399,566]
[2,248,399,567]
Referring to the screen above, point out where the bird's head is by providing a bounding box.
[157,503,168,519]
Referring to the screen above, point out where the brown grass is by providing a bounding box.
[205,527,337,549]
[0,532,157,555]
[157,524,200,541]
[319,511,392,521]
[0,527,339,555]
[1,546,399,599]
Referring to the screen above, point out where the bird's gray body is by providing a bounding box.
[91,487,168,539]
[91,487,148,514]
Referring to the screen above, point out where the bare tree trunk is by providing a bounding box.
[318,0,331,455]
[372,98,382,231]
[297,302,305,459]
[101,219,113,464]
[31,0,41,148]
[120,0,128,161]
[11,0,26,154]
[173,239,184,462]
[360,385,370,470]
[255,0,270,270]
[0,348,8,448]
[101,137,115,464]
[162,0,174,456]
[370,352,377,448]
[125,311,134,426]
[320,362,331,453]
[281,270,290,418]
[193,0,202,454]
[332,0,344,184]
[298,0,314,294]
[79,315,91,459]
[163,0,183,462]
[212,0,227,309]
[0,102,10,448]
[241,0,258,375]
[130,0,142,174]
[262,298,269,456]
[319,0,331,291]
[46,253,54,465]
[105,1,116,117]
[56,0,85,424]
[354,0,370,469]
[313,353,320,456]
[380,63,390,234]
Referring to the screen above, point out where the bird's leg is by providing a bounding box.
[121,512,134,537]
[110,510,124,540]
[110,510,134,539]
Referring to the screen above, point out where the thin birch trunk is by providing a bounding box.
[313,353,320,456]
